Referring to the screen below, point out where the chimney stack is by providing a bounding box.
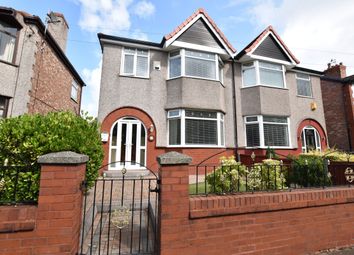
[47,12,69,53]
[324,61,347,79]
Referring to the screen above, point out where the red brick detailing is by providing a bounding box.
[242,25,300,64]
[159,161,354,255]
[164,8,236,53]
[296,118,327,150]
[28,39,82,115]
[321,77,351,151]
[100,107,235,173]
[0,162,86,255]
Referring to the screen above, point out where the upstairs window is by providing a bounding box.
[0,95,9,119]
[71,81,79,102]
[121,47,149,78]
[296,73,312,97]
[245,115,290,148]
[168,109,224,147]
[242,60,285,88]
[0,21,17,63]
[168,49,223,82]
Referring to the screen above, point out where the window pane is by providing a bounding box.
[185,119,217,145]
[296,73,310,79]
[297,79,312,97]
[123,54,134,74]
[242,67,256,87]
[220,121,224,146]
[71,82,78,101]
[259,68,284,87]
[259,61,282,70]
[0,21,17,36]
[169,56,181,78]
[185,57,216,79]
[111,124,118,146]
[168,109,180,118]
[246,116,258,122]
[0,96,8,118]
[185,50,215,60]
[137,49,148,56]
[136,56,148,77]
[263,116,287,123]
[0,31,16,62]
[169,119,181,145]
[170,50,180,57]
[110,149,117,168]
[140,149,145,166]
[140,125,146,146]
[185,110,217,119]
[246,123,260,147]
[264,124,289,146]
[124,47,135,54]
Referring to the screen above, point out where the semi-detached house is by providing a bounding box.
[97,8,327,171]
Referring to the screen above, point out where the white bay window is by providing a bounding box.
[121,47,149,78]
[242,61,285,88]
[245,115,290,148]
[296,73,313,97]
[168,109,225,147]
[168,49,223,82]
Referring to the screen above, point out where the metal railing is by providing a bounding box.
[0,165,39,205]
[189,161,354,196]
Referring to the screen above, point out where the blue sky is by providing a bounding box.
[2,0,354,116]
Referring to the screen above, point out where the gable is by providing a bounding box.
[176,18,223,49]
[253,35,291,62]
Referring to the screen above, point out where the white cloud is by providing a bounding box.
[133,0,155,18]
[247,0,354,75]
[81,60,102,117]
[76,0,133,33]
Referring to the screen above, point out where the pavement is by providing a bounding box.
[314,247,354,255]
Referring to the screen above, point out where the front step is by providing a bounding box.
[103,170,152,179]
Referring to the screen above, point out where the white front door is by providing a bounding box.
[109,117,147,170]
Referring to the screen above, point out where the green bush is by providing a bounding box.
[0,111,104,202]
[288,154,331,187]
[206,157,287,193]
[206,156,246,193]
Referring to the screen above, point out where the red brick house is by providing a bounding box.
[0,7,85,118]
[321,63,354,151]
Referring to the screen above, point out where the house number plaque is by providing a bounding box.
[344,167,354,183]
[111,206,131,229]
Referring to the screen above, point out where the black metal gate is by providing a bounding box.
[79,162,159,255]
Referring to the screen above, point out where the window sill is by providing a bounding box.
[241,84,288,90]
[245,146,295,150]
[119,74,150,80]
[296,95,314,99]
[0,59,18,67]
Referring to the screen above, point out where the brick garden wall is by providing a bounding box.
[0,152,87,255]
[158,152,354,255]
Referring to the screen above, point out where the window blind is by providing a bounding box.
[185,119,217,145]
[246,123,260,147]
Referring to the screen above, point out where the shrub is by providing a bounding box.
[206,157,287,193]
[0,111,104,202]
[249,159,287,191]
[302,148,354,162]
[206,156,246,193]
[288,154,331,187]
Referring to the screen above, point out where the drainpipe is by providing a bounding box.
[231,60,239,161]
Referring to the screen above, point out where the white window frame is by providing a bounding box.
[167,49,223,82]
[241,60,286,89]
[301,126,321,153]
[120,47,150,78]
[0,21,17,63]
[244,115,292,149]
[71,81,79,102]
[167,109,225,147]
[296,73,313,97]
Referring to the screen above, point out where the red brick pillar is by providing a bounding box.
[157,151,192,255]
[36,151,88,255]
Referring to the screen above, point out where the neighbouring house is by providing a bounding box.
[97,8,327,171]
[0,7,85,118]
[321,63,354,151]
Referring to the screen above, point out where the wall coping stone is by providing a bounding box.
[38,151,89,164]
[157,151,192,165]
